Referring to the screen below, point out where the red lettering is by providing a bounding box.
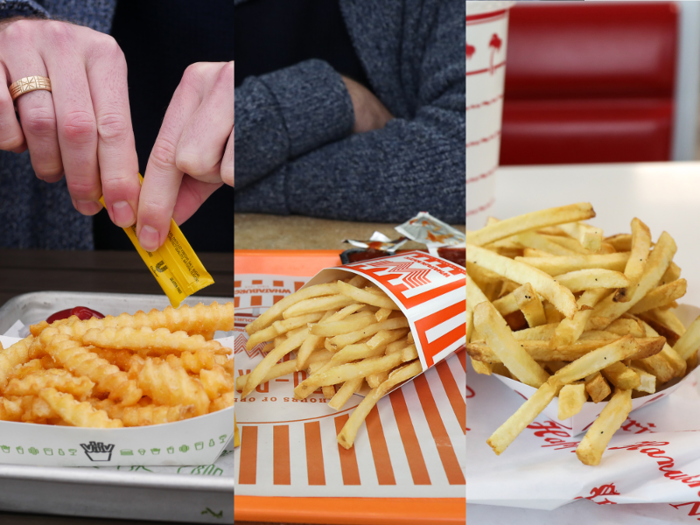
[670,501,700,517]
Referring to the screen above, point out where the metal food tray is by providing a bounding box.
[0,292,233,524]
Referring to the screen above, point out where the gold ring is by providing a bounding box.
[9,75,52,101]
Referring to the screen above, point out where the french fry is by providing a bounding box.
[336,280,401,310]
[554,269,629,293]
[614,218,652,303]
[515,253,630,275]
[467,337,664,364]
[674,315,700,361]
[584,372,611,403]
[558,222,603,252]
[629,279,687,314]
[513,283,547,327]
[558,383,587,420]
[588,232,677,329]
[601,362,641,390]
[630,365,656,394]
[337,361,422,449]
[328,377,364,410]
[487,379,560,455]
[465,203,595,247]
[576,388,632,466]
[473,302,550,388]
[39,388,123,428]
[468,245,578,319]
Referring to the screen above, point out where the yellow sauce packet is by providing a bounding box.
[99,175,214,308]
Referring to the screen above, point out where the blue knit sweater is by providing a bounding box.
[0,0,117,249]
[234,0,466,224]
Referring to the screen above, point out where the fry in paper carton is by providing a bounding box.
[239,251,466,448]
[467,203,696,465]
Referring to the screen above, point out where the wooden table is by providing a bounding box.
[234,213,465,250]
[0,248,232,524]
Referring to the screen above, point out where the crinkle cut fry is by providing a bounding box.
[31,302,233,340]
[107,404,197,426]
[43,330,142,406]
[5,370,94,399]
[39,388,123,428]
[0,336,34,389]
[137,359,211,416]
[81,326,225,354]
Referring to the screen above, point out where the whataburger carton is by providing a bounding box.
[0,334,233,467]
[302,250,466,373]
[490,305,700,437]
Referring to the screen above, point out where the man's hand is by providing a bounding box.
[0,19,140,226]
[136,61,234,252]
[342,76,393,134]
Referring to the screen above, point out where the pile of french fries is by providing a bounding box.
[466,203,700,466]
[0,302,234,427]
[238,276,421,449]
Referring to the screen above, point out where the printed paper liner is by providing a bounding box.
[0,335,233,467]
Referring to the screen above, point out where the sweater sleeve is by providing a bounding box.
[234,1,465,224]
[0,0,49,19]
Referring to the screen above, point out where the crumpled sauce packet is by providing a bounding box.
[100,175,214,308]
[343,231,408,252]
[396,211,466,255]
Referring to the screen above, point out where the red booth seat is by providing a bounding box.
[500,2,678,166]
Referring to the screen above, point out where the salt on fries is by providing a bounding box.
[239,276,420,449]
[0,302,233,427]
[467,203,696,466]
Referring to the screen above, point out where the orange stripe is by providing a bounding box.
[238,426,258,485]
[365,406,396,485]
[234,249,342,277]
[273,425,290,485]
[401,278,465,309]
[334,415,361,485]
[251,295,262,307]
[457,347,466,372]
[389,390,431,485]
[234,296,240,308]
[413,375,465,485]
[435,361,466,433]
[304,421,326,485]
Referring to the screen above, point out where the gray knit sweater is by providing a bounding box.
[0,0,117,249]
[234,0,466,224]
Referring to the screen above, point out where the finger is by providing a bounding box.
[221,129,233,187]
[2,28,63,182]
[171,175,223,226]
[44,42,102,216]
[137,65,210,251]
[175,61,233,182]
[85,35,140,227]
[0,65,27,153]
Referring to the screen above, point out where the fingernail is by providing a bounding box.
[138,225,160,252]
[112,201,135,227]
[75,200,103,216]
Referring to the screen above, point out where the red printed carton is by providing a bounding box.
[302,250,466,371]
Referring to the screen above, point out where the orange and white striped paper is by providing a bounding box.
[234,271,465,498]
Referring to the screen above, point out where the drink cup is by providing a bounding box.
[466,1,516,230]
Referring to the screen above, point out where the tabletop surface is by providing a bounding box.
[234,213,465,250]
[0,248,232,525]
[470,161,700,524]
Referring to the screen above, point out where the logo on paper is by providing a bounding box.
[574,483,620,505]
[80,441,115,462]
[466,43,476,60]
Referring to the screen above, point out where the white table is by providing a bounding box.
[469,161,700,524]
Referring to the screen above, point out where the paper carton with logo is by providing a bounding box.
[0,335,233,467]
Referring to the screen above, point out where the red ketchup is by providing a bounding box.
[46,306,105,324]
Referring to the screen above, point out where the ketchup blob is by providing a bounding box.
[46,306,105,324]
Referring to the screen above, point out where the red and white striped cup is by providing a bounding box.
[466,1,515,230]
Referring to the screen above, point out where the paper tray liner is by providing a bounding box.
[233,250,465,524]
